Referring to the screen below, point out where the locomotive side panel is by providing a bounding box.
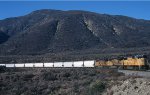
[123,58,145,66]
[95,57,146,67]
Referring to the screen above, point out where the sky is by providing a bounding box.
[0,1,150,20]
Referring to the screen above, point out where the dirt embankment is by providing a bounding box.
[103,78,150,95]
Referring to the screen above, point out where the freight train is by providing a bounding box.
[0,55,149,70]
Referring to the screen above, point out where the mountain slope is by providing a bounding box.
[0,9,150,55]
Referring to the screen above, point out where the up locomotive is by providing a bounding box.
[95,54,149,70]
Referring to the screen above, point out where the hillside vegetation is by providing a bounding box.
[0,68,124,95]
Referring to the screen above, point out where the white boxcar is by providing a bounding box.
[63,62,73,67]
[6,64,15,67]
[15,64,25,67]
[73,61,84,67]
[44,63,54,67]
[25,63,34,67]
[54,62,63,67]
[0,64,5,66]
[34,63,43,67]
[84,60,95,67]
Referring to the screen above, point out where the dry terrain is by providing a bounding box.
[0,68,150,95]
[103,78,150,95]
[0,68,123,95]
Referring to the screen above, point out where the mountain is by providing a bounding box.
[0,9,150,55]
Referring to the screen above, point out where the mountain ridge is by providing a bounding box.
[0,9,150,55]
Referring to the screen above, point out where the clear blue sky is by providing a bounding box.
[0,1,150,20]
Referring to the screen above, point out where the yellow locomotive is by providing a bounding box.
[95,55,148,70]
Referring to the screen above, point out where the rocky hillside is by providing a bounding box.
[103,78,150,95]
[0,9,150,55]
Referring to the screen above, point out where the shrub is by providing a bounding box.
[23,74,35,81]
[42,72,57,81]
[73,82,80,93]
[24,74,35,79]
[88,80,106,95]
[62,72,71,78]
[0,66,6,73]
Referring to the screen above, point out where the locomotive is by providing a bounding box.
[95,54,149,70]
